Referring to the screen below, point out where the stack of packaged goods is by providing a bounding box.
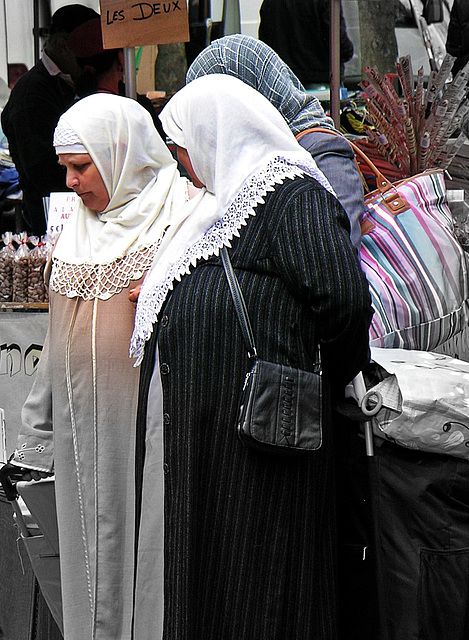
[0,232,50,304]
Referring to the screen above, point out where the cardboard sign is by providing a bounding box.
[47,192,79,238]
[99,0,189,48]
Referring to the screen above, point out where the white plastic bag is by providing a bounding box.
[368,347,469,460]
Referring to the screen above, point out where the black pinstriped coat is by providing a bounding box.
[136,175,373,639]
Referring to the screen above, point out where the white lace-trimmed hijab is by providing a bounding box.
[130,74,334,363]
[50,93,193,300]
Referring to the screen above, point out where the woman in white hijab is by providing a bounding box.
[10,93,194,640]
[131,75,372,639]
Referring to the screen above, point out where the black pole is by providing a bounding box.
[330,0,341,128]
[33,0,40,64]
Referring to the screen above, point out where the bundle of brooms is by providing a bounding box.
[356,54,469,180]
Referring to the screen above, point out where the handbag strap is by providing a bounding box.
[220,247,258,359]
[296,127,409,215]
[221,247,321,370]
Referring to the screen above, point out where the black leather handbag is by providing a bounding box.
[221,248,323,456]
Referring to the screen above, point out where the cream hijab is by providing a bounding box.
[50,93,197,300]
[131,74,334,363]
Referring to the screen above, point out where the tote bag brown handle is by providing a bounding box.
[296,127,409,215]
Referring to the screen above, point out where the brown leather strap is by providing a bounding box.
[295,126,339,142]
[296,127,409,216]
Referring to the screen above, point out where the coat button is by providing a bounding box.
[163,463,169,474]
[160,363,170,375]
[161,315,169,327]
[163,413,170,425]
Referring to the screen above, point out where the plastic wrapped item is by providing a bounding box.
[454,213,469,251]
[12,232,30,303]
[449,196,469,252]
[28,236,49,303]
[367,347,469,460]
[0,232,16,302]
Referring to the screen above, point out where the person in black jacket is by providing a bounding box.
[446,0,469,77]
[258,0,354,87]
[1,4,99,235]
[130,74,372,639]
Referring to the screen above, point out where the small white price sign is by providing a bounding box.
[47,192,79,238]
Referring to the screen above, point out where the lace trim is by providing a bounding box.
[131,156,329,364]
[50,242,161,300]
[53,126,82,147]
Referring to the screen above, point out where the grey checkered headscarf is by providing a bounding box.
[186,34,335,135]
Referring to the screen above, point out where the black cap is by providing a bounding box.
[49,4,100,35]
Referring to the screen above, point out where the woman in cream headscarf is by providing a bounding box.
[10,93,203,640]
[131,75,372,639]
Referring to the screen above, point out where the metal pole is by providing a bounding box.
[33,0,41,64]
[124,47,137,99]
[351,372,375,457]
[329,0,341,128]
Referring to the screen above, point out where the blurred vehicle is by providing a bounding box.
[394,0,450,73]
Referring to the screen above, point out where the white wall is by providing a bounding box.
[239,0,262,37]
[50,0,99,10]
[0,1,8,105]
[212,0,262,37]
[3,1,35,75]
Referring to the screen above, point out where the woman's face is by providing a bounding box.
[176,146,204,189]
[58,153,110,212]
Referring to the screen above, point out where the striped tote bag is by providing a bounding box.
[359,166,469,350]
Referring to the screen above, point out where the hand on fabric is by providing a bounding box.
[21,469,53,482]
[187,181,202,198]
[129,285,141,307]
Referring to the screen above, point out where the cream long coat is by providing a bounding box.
[15,280,143,640]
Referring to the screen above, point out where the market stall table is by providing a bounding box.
[0,301,62,639]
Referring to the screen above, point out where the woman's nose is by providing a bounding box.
[66,171,79,189]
